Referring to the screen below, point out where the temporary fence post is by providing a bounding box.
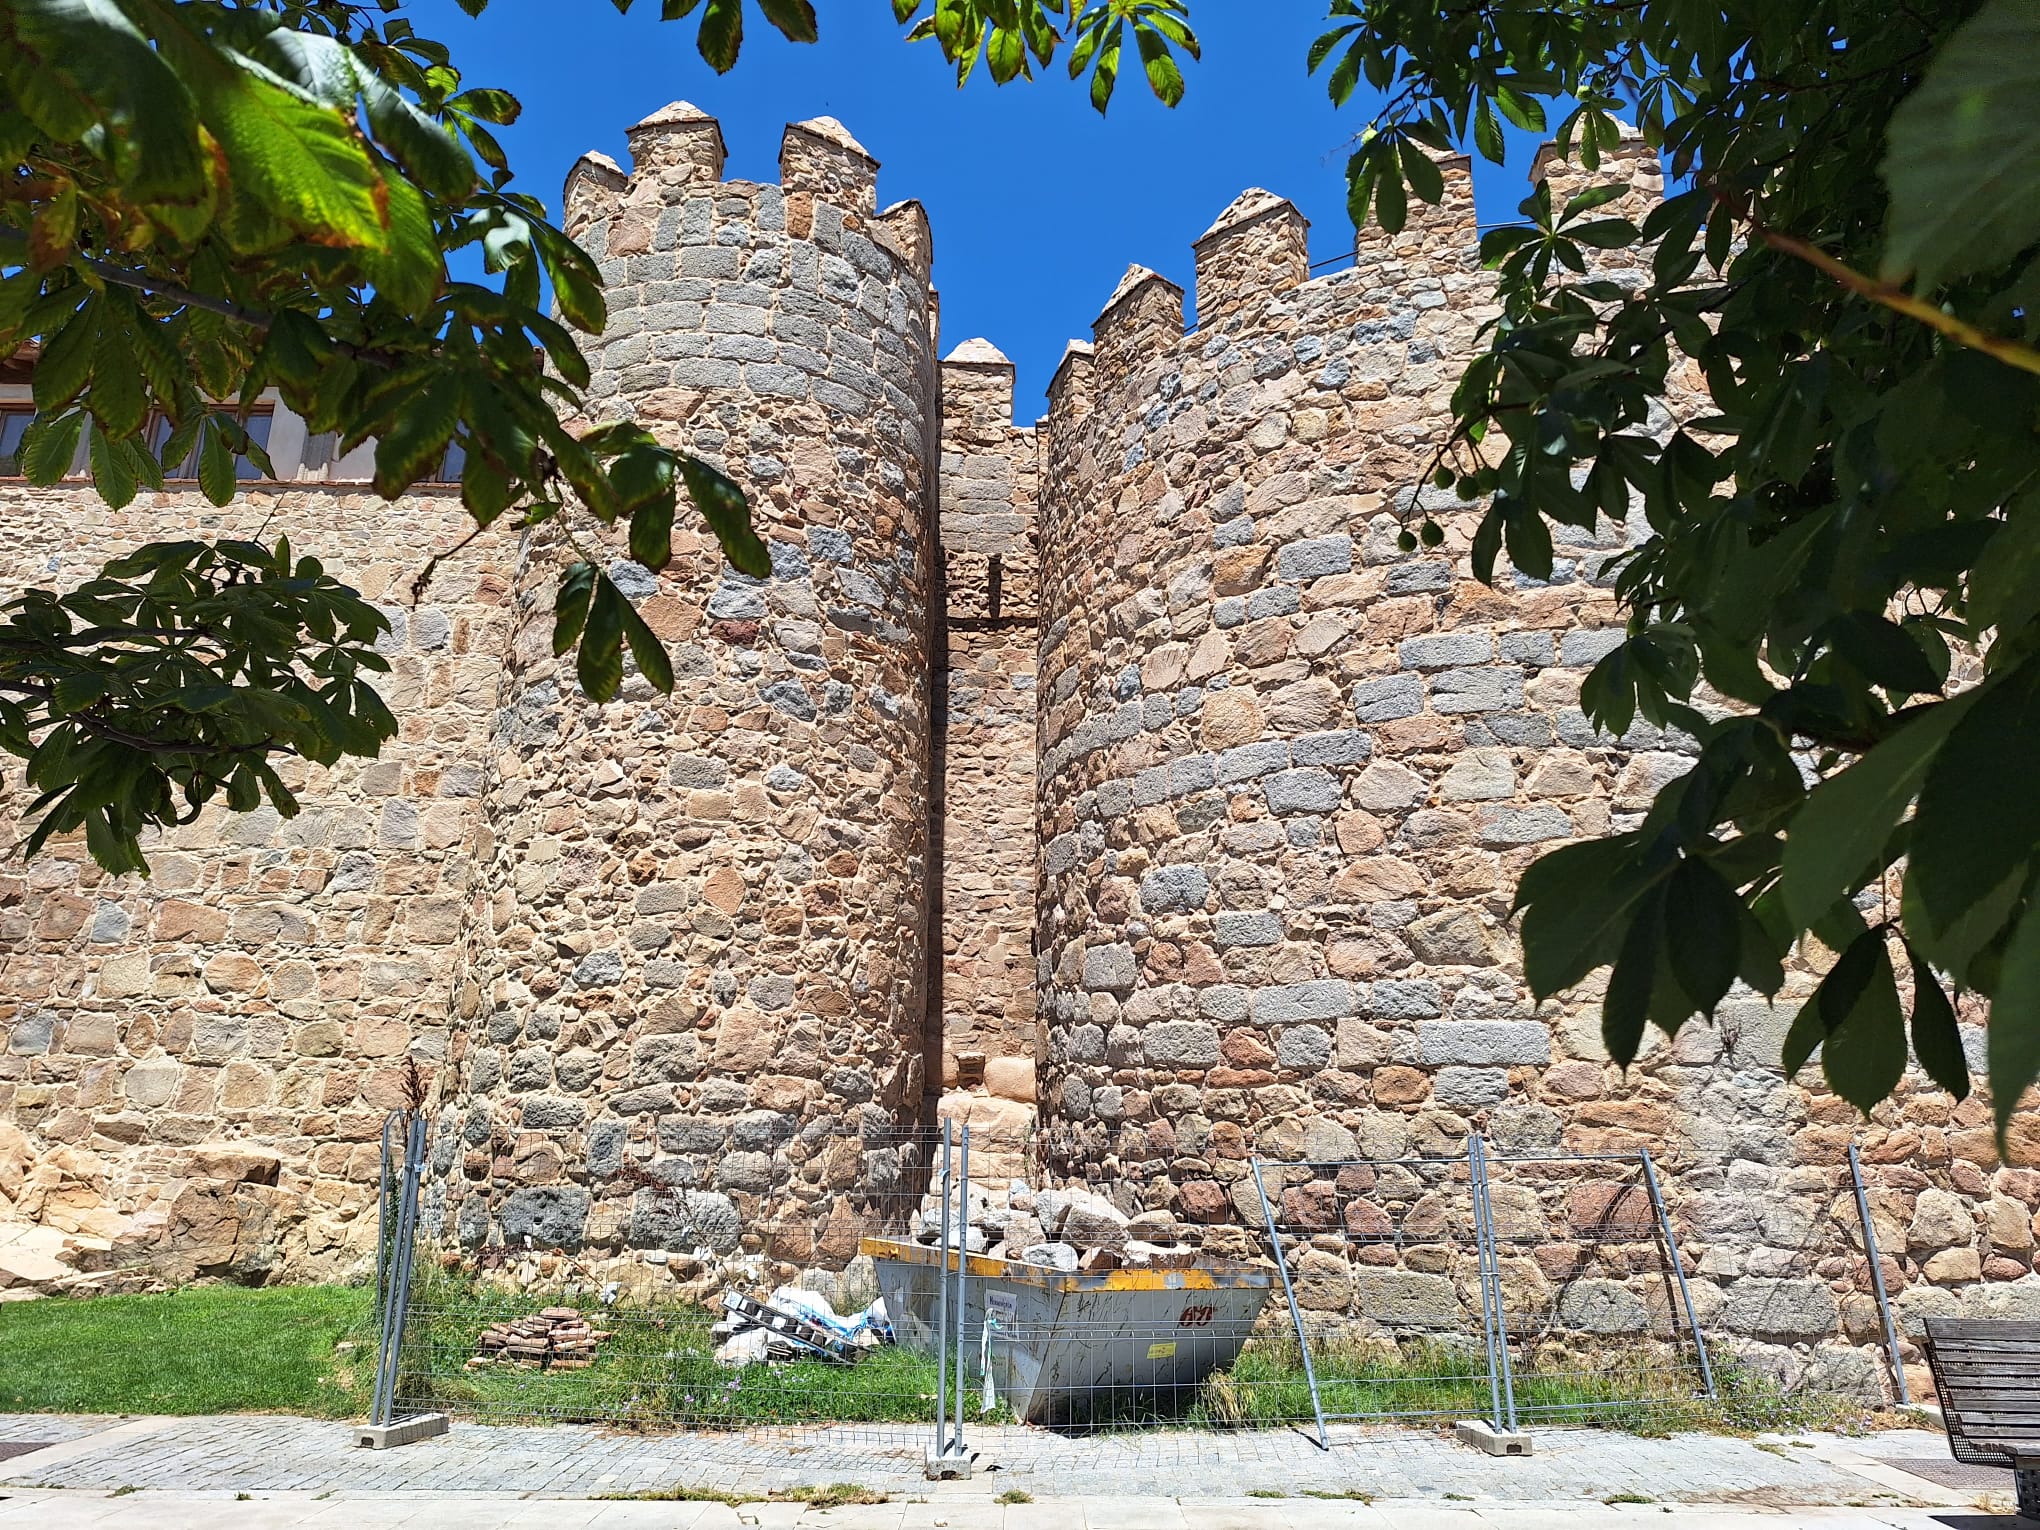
[1250,1156,1330,1450]
[955,1123,970,1453]
[932,1118,953,1464]
[1849,1142,1911,1405]
[365,1110,438,1443]
[926,1119,972,1477]
[1471,1134,1520,1433]
[1639,1147,1715,1399]
[1467,1134,1504,1433]
[373,1113,396,1333]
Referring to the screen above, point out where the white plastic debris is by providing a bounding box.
[712,1327,772,1369]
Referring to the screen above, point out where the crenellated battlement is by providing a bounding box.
[1046,135,1654,495]
[561,104,933,292]
[1192,189,1311,329]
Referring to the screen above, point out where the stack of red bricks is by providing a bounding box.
[469,1307,607,1371]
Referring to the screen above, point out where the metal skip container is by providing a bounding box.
[864,1237,1273,1425]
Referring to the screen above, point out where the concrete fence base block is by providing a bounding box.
[353,1413,450,1449]
[925,1448,974,1481]
[1456,1418,1533,1457]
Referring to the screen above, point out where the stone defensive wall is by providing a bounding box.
[931,338,1042,1178]
[0,472,514,1286]
[0,102,2035,1401]
[1032,138,2039,1394]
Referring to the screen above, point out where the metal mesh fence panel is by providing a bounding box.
[1478,1150,1715,1428]
[1249,1151,1501,1439]
[391,1122,966,1447]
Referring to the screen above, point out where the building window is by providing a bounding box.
[0,407,31,477]
[149,410,275,481]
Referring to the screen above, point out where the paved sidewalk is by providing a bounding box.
[0,1414,2022,1528]
[0,1415,1994,1506]
[0,1490,2024,1529]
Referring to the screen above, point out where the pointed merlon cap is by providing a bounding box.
[789,116,874,160]
[875,198,935,281]
[1194,187,1309,246]
[944,338,1013,368]
[1193,188,1311,326]
[562,150,629,230]
[1092,264,1185,348]
[624,100,726,183]
[1530,114,1647,175]
[782,116,879,215]
[634,99,718,130]
[1103,264,1171,312]
[1529,116,1657,197]
[564,149,627,196]
[1048,337,1095,393]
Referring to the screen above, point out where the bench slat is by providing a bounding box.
[1925,1317,2040,1467]
[1934,1343,2040,1359]
[1950,1417,2040,1433]
[1927,1319,2040,1340]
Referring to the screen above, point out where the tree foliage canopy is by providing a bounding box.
[4,0,2039,1132]
[0,0,1195,869]
[1316,0,2040,1139]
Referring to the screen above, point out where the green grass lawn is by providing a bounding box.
[0,1280,1885,1440]
[0,1285,374,1417]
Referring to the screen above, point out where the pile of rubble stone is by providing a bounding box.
[913,1179,1200,1273]
[468,1307,609,1371]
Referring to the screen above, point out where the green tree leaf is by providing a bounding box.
[197,418,237,506]
[0,0,206,203]
[1516,833,1667,998]
[1881,0,2040,287]
[1664,857,1742,1015]
[553,560,597,656]
[695,0,744,71]
[1820,932,1909,1113]
[373,380,461,496]
[1779,697,1970,931]
[19,409,84,484]
[619,596,675,693]
[680,456,770,577]
[577,573,628,700]
[1906,944,1970,1100]
[1987,899,2040,1143]
[166,30,390,253]
[1909,658,2040,982]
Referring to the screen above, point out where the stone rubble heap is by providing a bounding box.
[914,1179,1202,1274]
[469,1307,609,1371]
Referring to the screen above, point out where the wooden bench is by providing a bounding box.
[1923,1317,2040,1519]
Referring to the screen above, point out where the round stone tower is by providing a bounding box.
[1032,153,1666,1238]
[443,104,941,1275]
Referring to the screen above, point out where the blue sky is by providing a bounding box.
[424,1,1542,418]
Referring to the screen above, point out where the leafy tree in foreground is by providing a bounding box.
[0,0,1194,870]
[1315,0,2040,1137]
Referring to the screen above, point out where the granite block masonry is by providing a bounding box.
[0,106,2033,1401]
